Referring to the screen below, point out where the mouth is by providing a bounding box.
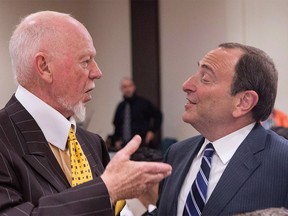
[85,88,93,94]
[85,84,95,94]
[83,88,94,102]
[186,98,197,105]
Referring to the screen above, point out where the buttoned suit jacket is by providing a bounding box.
[0,95,113,215]
[157,123,288,215]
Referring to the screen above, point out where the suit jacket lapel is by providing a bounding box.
[160,136,204,215]
[174,138,204,204]
[203,124,265,215]
[6,96,70,191]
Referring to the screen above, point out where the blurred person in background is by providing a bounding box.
[110,77,162,151]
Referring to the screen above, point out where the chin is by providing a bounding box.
[182,114,190,123]
[73,102,86,122]
[182,113,196,125]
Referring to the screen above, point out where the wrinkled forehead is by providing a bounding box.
[199,47,244,73]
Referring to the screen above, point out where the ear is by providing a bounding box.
[34,52,52,83]
[232,90,259,118]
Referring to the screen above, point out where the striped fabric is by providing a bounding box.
[0,96,113,215]
[183,143,214,216]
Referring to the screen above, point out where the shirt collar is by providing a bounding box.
[198,122,256,164]
[15,85,76,150]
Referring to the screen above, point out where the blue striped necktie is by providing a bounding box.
[183,143,215,216]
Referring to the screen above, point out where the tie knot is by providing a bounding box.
[68,127,76,141]
[204,143,215,158]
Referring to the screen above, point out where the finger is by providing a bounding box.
[117,135,142,156]
[148,172,171,183]
[141,162,172,175]
[142,172,172,185]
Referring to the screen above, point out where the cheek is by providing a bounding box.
[200,89,230,109]
[208,93,234,114]
[69,68,87,87]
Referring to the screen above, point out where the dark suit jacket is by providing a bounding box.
[0,96,113,215]
[158,123,288,215]
[113,94,162,145]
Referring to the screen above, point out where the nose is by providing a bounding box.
[182,76,196,93]
[89,60,102,80]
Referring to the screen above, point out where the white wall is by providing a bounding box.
[160,0,288,140]
[84,0,131,138]
[243,0,288,113]
[1,0,288,142]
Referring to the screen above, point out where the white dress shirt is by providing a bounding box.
[177,123,255,215]
[15,85,76,150]
[120,198,147,216]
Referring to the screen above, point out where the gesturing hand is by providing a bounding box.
[101,135,172,203]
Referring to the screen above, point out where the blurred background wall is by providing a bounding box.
[1,0,288,142]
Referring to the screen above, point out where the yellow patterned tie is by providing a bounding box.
[67,127,93,187]
[115,200,126,216]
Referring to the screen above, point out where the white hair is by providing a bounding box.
[9,11,72,85]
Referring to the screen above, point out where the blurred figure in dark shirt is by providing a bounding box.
[111,77,162,150]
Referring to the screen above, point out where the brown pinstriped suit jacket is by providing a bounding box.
[0,95,113,215]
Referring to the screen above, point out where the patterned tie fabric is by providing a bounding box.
[114,199,126,216]
[67,127,93,187]
[122,103,131,143]
[183,143,215,216]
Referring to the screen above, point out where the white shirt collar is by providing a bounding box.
[198,122,256,164]
[15,85,76,150]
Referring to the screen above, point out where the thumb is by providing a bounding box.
[119,135,142,157]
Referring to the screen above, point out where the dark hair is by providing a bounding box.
[219,42,278,122]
